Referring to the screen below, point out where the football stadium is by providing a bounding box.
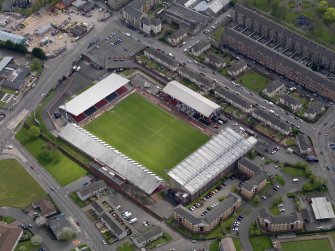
[59,73,256,199]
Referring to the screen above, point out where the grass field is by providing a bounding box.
[283,166,305,177]
[237,71,270,93]
[85,93,209,178]
[117,242,135,251]
[0,159,46,208]
[16,127,87,186]
[250,236,273,251]
[281,239,332,251]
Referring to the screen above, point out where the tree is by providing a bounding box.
[59,227,76,241]
[40,143,60,163]
[19,246,27,251]
[35,216,47,227]
[253,195,260,204]
[318,0,328,12]
[32,47,46,59]
[28,125,40,138]
[324,7,335,22]
[30,58,43,73]
[31,235,43,246]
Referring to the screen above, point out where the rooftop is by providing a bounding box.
[168,127,257,195]
[218,89,253,109]
[132,225,163,244]
[263,80,285,94]
[162,80,221,117]
[259,208,301,224]
[241,172,266,192]
[0,222,22,251]
[238,157,261,173]
[164,3,208,24]
[48,214,72,239]
[101,213,125,237]
[32,198,57,217]
[190,39,210,53]
[59,73,129,116]
[228,60,247,73]
[0,56,13,73]
[145,48,179,68]
[296,134,311,152]
[78,180,106,198]
[304,102,325,115]
[58,123,163,195]
[206,52,225,65]
[311,197,335,220]
[252,109,291,132]
[167,29,188,40]
[279,95,301,106]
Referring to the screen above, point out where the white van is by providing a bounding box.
[292,178,299,182]
[129,218,137,224]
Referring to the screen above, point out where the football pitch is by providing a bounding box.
[85,93,209,178]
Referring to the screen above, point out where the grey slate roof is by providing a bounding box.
[78,180,106,199]
[167,29,188,40]
[296,134,311,152]
[48,215,72,240]
[259,208,301,224]
[124,5,145,19]
[191,39,210,53]
[58,123,163,195]
[2,67,30,90]
[101,213,124,237]
[228,60,247,73]
[132,226,163,244]
[252,109,291,132]
[219,89,253,109]
[206,53,225,65]
[263,80,285,94]
[178,66,213,88]
[174,193,241,225]
[238,157,261,173]
[0,56,13,73]
[241,171,266,192]
[304,102,325,115]
[145,47,179,68]
[91,201,104,214]
[279,95,301,107]
[164,3,208,24]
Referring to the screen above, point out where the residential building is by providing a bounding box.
[237,157,261,178]
[220,90,253,113]
[1,66,30,90]
[108,0,131,10]
[240,171,267,199]
[128,0,159,13]
[279,95,302,112]
[190,39,211,56]
[262,80,285,98]
[219,237,236,251]
[252,109,291,135]
[303,102,326,120]
[204,53,226,69]
[172,193,241,233]
[168,128,257,201]
[131,226,163,248]
[167,29,188,46]
[47,214,73,240]
[101,213,127,240]
[91,200,104,216]
[32,198,58,218]
[162,3,209,35]
[141,17,161,34]
[77,180,107,201]
[227,60,247,77]
[144,48,179,71]
[258,208,304,233]
[178,66,213,90]
[221,4,335,101]
[296,134,312,154]
[0,222,23,251]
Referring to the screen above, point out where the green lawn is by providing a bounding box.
[209,240,219,251]
[237,71,270,93]
[117,242,135,251]
[16,128,87,186]
[274,174,286,186]
[0,216,16,223]
[0,159,46,208]
[69,191,87,208]
[233,238,242,251]
[285,138,296,146]
[281,239,332,251]
[250,236,273,251]
[283,166,305,177]
[270,204,280,215]
[15,240,40,251]
[85,93,209,178]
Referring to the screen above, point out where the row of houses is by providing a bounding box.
[143,48,179,71]
[252,109,291,135]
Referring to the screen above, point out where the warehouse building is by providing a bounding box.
[0,30,25,44]
[162,80,221,119]
[59,73,130,123]
[311,197,335,220]
[168,127,257,201]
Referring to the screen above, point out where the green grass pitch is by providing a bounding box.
[85,93,209,178]
[281,239,332,251]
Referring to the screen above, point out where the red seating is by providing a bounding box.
[116,86,128,96]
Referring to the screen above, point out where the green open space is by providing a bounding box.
[237,71,270,93]
[285,138,296,146]
[69,191,88,208]
[281,239,332,251]
[283,166,306,177]
[250,236,273,251]
[0,216,16,223]
[85,93,209,178]
[16,127,87,186]
[117,242,135,251]
[0,159,46,208]
[209,240,219,251]
[233,238,242,251]
[15,240,40,251]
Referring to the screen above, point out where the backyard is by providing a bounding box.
[237,71,270,92]
[0,159,46,208]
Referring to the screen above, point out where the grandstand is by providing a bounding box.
[162,80,221,123]
[59,123,164,195]
[168,127,257,201]
[59,73,130,123]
